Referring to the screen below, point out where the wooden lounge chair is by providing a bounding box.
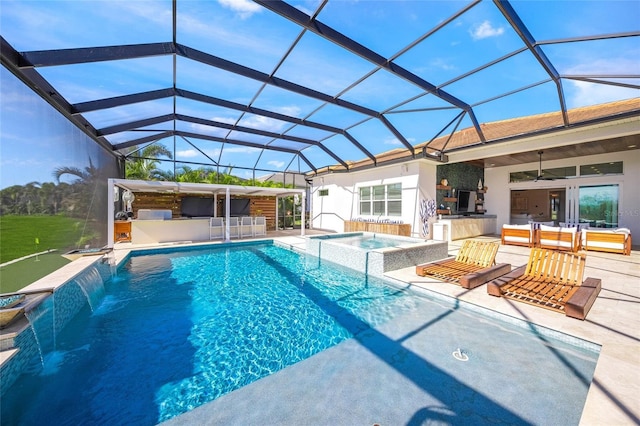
[487,248,601,320]
[415,240,511,289]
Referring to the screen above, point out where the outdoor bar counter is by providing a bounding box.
[131,218,211,245]
[434,214,497,242]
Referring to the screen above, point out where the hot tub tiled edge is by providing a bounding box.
[306,233,448,278]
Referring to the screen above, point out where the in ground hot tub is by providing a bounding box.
[306,232,448,278]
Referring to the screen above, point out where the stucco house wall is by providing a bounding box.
[311,160,438,238]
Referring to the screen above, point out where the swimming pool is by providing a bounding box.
[1,242,599,425]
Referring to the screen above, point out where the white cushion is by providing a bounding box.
[540,224,577,234]
[583,241,625,250]
[585,227,630,235]
[540,239,573,248]
[503,224,532,230]
[504,236,531,244]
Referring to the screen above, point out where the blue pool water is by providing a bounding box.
[322,233,418,249]
[2,243,419,425]
[2,242,599,425]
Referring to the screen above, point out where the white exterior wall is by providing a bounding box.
[311,160,438,237]
[484,149,640,237]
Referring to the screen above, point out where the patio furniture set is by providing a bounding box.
[501,223,631,255]
[415,239,603,321]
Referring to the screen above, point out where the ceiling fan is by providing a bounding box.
[534,150,558,181]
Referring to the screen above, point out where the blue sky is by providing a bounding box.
[1,0,638,188]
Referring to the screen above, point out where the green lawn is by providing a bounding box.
[0,215,85,263]
[0,252,71,293]
[0,215,88,293]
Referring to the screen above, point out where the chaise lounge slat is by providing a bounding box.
[487,248,601,320]
[416,240,511,289]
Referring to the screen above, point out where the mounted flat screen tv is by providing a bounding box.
[224,199,251,217]
[456,190,477,214]
[181,197,215,218]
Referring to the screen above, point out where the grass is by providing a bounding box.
[0,215,85,293]
[0,215,85,264]
[0,252,71,293]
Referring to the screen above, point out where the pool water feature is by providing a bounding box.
[1,242,600,425]
[307,232,448,277]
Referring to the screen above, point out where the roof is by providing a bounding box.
[112,179,305,197]
[336,97,640,171]
[2,1,638,179]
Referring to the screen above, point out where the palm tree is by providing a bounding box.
[53,158,102,218]
[125,144,173,180]
[174,166,205,183]
[52,157,108,248]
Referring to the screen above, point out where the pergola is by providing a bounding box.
[1,0,638,179]
[107,178,307,247]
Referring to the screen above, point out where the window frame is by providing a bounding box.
[358,183,402,217]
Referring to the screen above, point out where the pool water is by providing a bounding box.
[319,233,419,250]
[338,235,417,249]
[2,242,600,425]
[2,243,419,425]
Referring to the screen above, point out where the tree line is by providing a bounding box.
[1,144,296,217]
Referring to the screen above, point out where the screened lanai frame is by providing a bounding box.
[1,0,638,182]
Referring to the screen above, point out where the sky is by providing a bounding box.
[1,0,638,188]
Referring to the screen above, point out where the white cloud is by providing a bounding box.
[384,137,402,146]
[224,146,262,154]
[240,115,288,132]
[383,135,416,146]
[268,160,285,168]
[564,57,640,107]
[217,0,262,19]
[189,122,230,137]
[176,149,199,158]
[274,105,302,118]
[567,80,639,108]
[430,58,456,71]
[470,21,504,40]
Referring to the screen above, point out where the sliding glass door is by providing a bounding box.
[566,184,619,227]
[578,184,619,228]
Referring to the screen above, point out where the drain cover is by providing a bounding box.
[452,348,469,361]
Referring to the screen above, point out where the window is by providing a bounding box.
[579,184,619,228]
[580,161,623,176]
[510,170,537,183]
[542,166,576,179]
[509,166,576,182]
[319,189,329,196]
[359,184,402,216]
